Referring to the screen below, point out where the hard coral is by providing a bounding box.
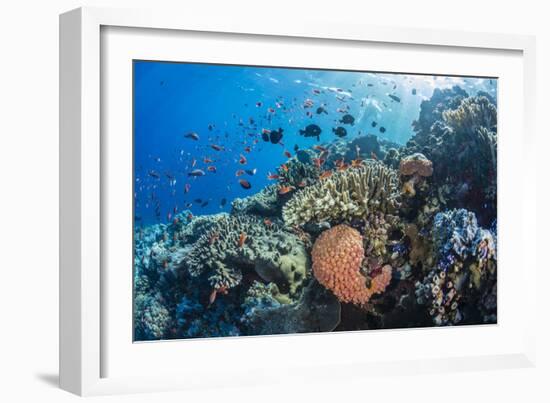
[312,224,391,306]
[282,161,400,226]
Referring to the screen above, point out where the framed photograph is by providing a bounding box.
[60,7,537,396]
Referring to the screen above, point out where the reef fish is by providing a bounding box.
[299,124,322,141]
[188,169,206,177]
[388,94,401,102]
[239,179,252,189]
[184,132,200,140]
[379,126,386,133]
[316,106,328,115]
[245,168,257,176]
[332,126,347,137]
[411,88,417,95]
[371,121,377,127]
[210,144,224,151]
[269,128,284,144]
[339,114,355,125]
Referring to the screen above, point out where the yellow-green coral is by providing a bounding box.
[282,161,400,226]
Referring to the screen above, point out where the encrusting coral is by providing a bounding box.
[182,214,309,295]
[311,224,392,306]
[282,161,400,226]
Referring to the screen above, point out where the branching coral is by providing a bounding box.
[182,214,309,294]
[282,161,400,226]
[311,224,392,306]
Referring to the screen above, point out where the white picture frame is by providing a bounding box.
[59,6,537,396]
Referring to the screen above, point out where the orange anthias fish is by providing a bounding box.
[235,169,245,177]
[280,164,289,172]
[297,181,307,188]
[319,170,333,180]
[203,157,214,163]
[239,154,247,165]
[267,172,280,180]
[278,185,295,195]
[244,146,251,153]
[351,159,363,168]
[184,183,191,193]
[210,144,224,151]
[313,145,327,152]
[264,218,273,227]
[283,150,292,158]
[207,166,217,173]
[239,179,252,189]
[312,158,325,168]
[238,232,247,248]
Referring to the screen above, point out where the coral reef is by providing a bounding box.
[404,93,497,224]
[282,161,400,226]
[231,184,280,217]
[399,153,433,197]
[415,209,497,325]
[183,214,310,295]
[311,224,392,306]
[241,280,341,335]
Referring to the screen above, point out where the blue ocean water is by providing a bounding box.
[133,61,496,226]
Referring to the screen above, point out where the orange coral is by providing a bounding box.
[312,225,392,306]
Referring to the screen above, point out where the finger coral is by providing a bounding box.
[282,161,400,226]
[311,224,392,306]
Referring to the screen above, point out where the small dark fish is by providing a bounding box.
[371,121,377,128]
[316,106,328,115]
[367,83,374,87]
[239,179,252,189]
[299,124,322,141]
[188,169,206,177]
[148,170,160,179]
[184,132,200,140]
[208,124,215,131]
[339,114,355,125]
[412,88,417,95]
[261,131,270,142]
[388,94,401,103]
[201,201,209,207]
[332,126,347,138]
[210,144,224,151]
[269,128,284,144]
[379,127,386,133]
[245,168,257,176]
[220,198,227,207]
[194,198,203,203]
[293,144,300,152]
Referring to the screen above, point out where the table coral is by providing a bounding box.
[282,161,400,226]
[399,153,433,197]
[311,224,392,306]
